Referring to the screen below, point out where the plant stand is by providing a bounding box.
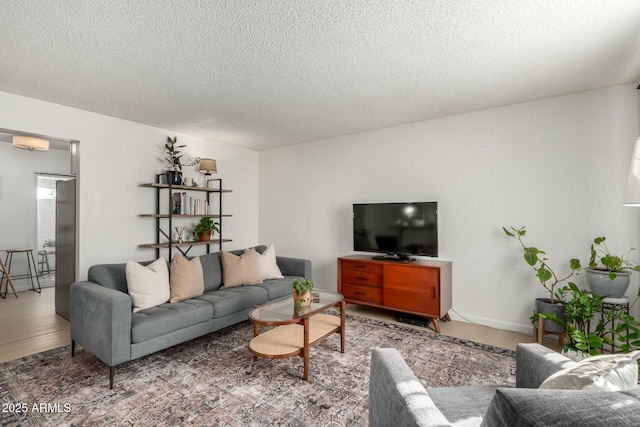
[533,310,567,346]
[599,297,630,354]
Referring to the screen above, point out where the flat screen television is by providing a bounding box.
[353,202,438,261]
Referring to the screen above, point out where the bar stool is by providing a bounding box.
[37,250,51,275]
[1,248,41,298]
[0,257,18,298]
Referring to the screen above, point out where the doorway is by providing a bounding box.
[36,174,75,288]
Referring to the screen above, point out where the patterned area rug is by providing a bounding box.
[0,314,515,426]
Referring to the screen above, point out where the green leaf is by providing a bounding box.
[594,237,606,245]
[537,267,552,282]
[503,227,514,237]
[569,258,581,270]
[523,252,538,266]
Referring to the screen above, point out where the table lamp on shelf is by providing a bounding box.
[198,158,217,188]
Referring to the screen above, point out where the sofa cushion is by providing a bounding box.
[221,248,263,287]
[539,351,640,391]
[126,258,171,312]
[255,277,296,300]
[198,252,223,292]
[481,388,640,427]
[198,245,269,292]
[169,254,204,303]
[428,385,505,425]
[197,286,268,318]
[131,299,213,343]
[88,261,153,293]
[250,243,284,280]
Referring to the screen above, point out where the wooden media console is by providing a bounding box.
[337,255,452,333]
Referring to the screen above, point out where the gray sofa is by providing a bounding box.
[370,343,640,427]
[70,245,311,388]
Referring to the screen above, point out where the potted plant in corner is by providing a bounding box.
[538,282,640,357]
[585,237,640,298]
[292,277,314,308]
[192,217,219,242]
[503,226,581,334]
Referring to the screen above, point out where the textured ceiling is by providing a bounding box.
[1,1,640,151]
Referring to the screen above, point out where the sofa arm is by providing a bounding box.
[515,343,577,389]
[369,348,452,427]
[70,281,132,367]
[276,256,312,279]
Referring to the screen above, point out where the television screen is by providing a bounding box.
[353,202,438,259]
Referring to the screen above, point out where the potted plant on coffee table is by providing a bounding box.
[292,277,314,308]
[503,226,581,334]
[585,236,640,298]
[192,217,219,242]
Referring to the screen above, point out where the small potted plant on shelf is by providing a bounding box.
[585,236,640,298]
[164,136,200,185]
[192,217,219,242]
[292,277,314,308]
[503,226,582,333]
[164,136,186,185]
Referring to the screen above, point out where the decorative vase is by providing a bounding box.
[293,290,312,308]
[167,170,182,185]
[584,267,631,298]
[535,298,566,334]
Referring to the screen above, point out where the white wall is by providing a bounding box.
[259,84,640,333]
[0,91,260,280]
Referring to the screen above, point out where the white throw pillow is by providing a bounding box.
[126,258,170,312]
[248,243,284,280]
[539,351,640,391]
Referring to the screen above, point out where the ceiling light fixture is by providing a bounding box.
[12,135,49,151]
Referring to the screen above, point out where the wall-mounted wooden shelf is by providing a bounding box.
[139,175,232,258]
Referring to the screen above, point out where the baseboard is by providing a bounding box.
[447,311,532,335]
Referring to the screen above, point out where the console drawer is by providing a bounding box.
[341,261,382,287]
[341,283,382,304]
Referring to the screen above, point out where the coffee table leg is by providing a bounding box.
[340,301,345,353]
[253,322,259,362]
[303,317,309,381]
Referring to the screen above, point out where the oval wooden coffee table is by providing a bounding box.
[248,290,345,381]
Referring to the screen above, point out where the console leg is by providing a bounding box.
[431,318,441,333]
[109,366,115,389]
[444,313,451,322]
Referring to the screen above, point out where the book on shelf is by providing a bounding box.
[188,197,209,215]
[172,193,181,214]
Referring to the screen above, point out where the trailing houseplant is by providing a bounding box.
[585,236,640,298]
[588,237,640,279]
[503,226,581,304]
[503,226,581,334]
[192,217,219,242]
[292,277,314,308]
[539,283,640,356]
